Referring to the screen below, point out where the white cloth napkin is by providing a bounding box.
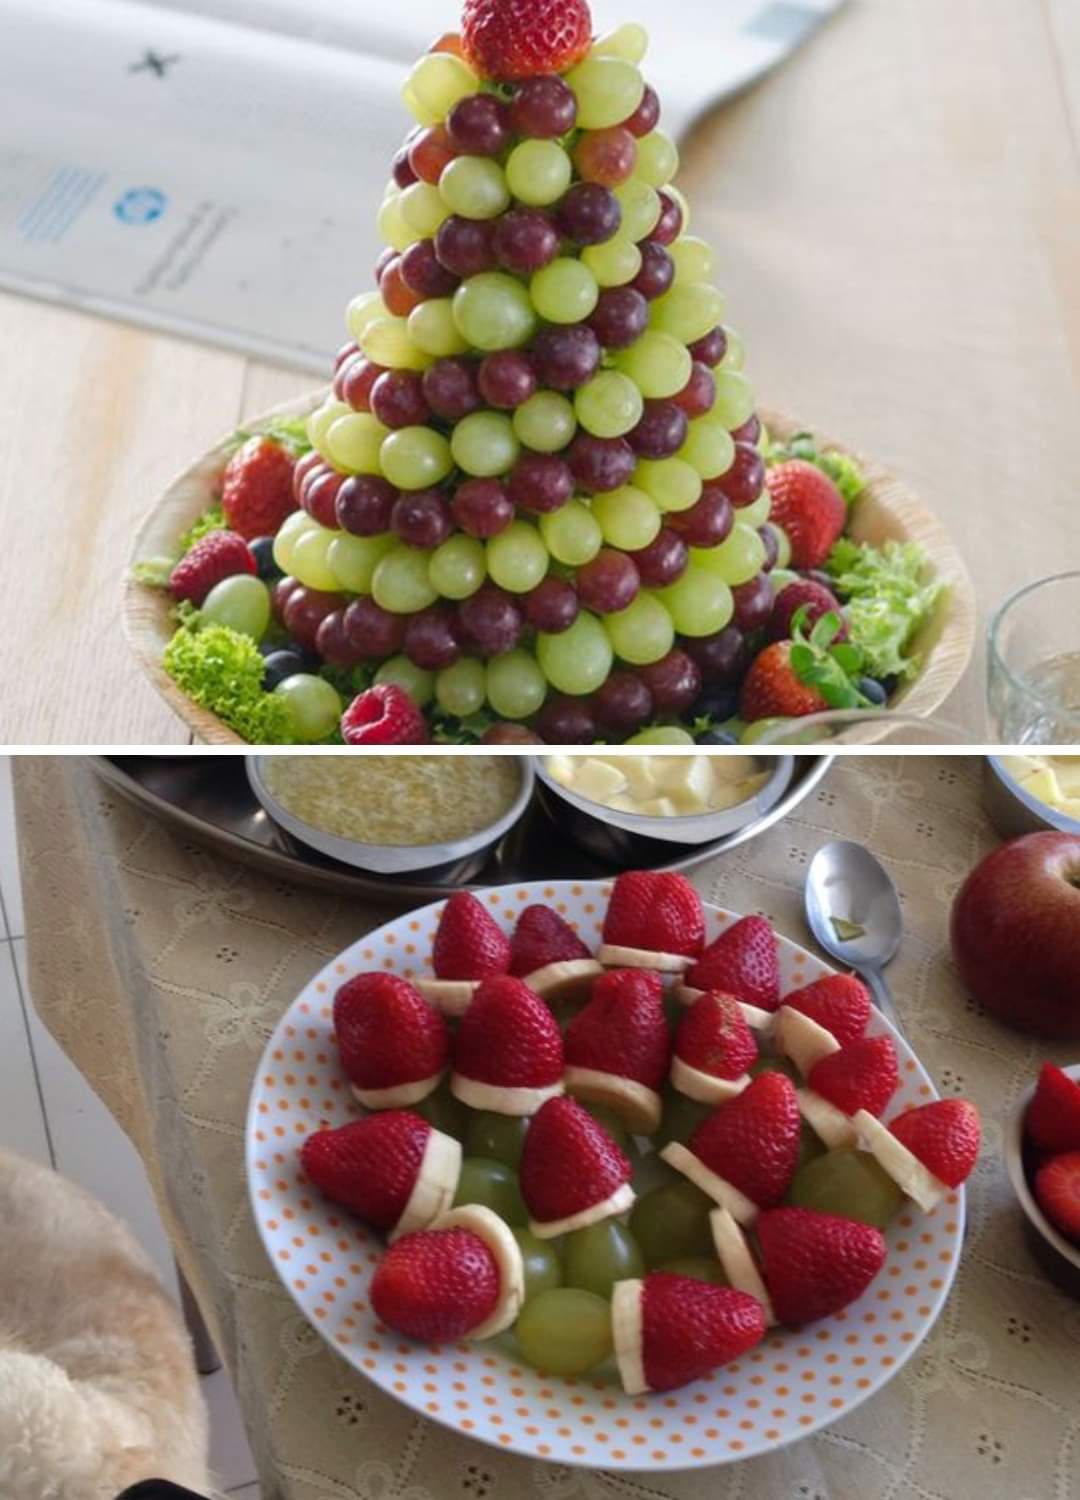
[0,0,842,371]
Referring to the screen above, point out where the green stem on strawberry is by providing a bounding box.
[766,432,864,506]
[788,607,873,710]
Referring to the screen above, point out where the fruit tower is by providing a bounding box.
[275,0,777,743]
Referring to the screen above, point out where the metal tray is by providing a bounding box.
[91,754,834,906]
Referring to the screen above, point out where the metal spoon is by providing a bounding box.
[804,840,905,1035]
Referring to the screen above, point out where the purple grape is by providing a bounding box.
[731,413,762,445]
[731,574,775,634]
[316,610,361,669]
[567,433,636,493]
[340,356,385,413]
[673,362,716,419]
[625,84,660,138]
[342,597,405,659]
[390,490,452,549]
[493,208,560,274]
[715,443,766,507]
[688,326,727,367]
[335,475,398,536]
[652,190,684,246]
[577,550,640,613]
[632,241,675,300]
[371,369,431,429]
[638,649,701,714]
[758,525,779,572]
[400,238,460,297]
[530,325,602,391]
[593,672,653,735]
[668,488,734,548]
[282,587,347,653]
[629,528,689,586]
[392,142,418,189]
[303,470,346,529]
[507,453,574,514]
[536,695,598,745]
[447,93,512,156]
[556,183,622,246]
[684,626,748,686]
[373,247,397,285]
[404,604,462,670]
[524,577,580,633]
[510,76,578,138]
[451,477,515,539]
[458,586,524,656]
[628,399,689,459]
[435,216,498,277]
[334,340,359,371]
[478,350,537,410]
[422,357,481,421]
[588,287,649,350]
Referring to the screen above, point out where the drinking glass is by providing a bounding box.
[987,572,1080,743]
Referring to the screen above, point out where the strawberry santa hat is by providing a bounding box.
[333,973,451,1108]
[417,891,512,1016]
[599,871,705,973]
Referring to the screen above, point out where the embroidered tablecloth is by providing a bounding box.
[14,755,1080,1500]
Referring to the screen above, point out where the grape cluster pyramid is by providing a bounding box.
[278,1,778,740]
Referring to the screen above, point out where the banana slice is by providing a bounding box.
[564,1066,662,1134]
[391,1128,462,1241]
[659,1142,758,1224]
[415,979,480,1017]
[670,1055,751,1108]
[853,1109,947,1212]
[450,1073,563,1116]
[432,1205,524,1338]
[351,1069,446,1110]
[773,1007,840,1077]
[524,959,604,1003]
[598,943,692,973]
[710,1207,776,1325]
[796,1087,857,1149]
[612,1278,647,1395]
[528,1180,636,1240]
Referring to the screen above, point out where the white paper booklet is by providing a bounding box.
[1,0,840,372]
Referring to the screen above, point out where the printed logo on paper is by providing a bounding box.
[114,187,168,225]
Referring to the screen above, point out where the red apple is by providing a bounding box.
[951,832,1080,1040]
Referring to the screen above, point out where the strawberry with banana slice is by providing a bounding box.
[671,991,758,1107]
[599,871,705,973]
[333,973,451,1109]
[675,915,779,1025]
[1025,1063,1080,1154]
[520,1095,634,1238]
[417,891,512,1016]
[854,1098,981,1212]
[300,1111,460,1240]
[756,1206,887,1326]
[773,973,871,1077]
[450,974,564,1115]
[798,1035,899,1149]
[509,903,603,1005]
[563,969,670,1133]
[612,1273,766,1394]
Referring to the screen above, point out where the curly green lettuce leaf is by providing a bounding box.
[826,538,942,682]
[179,502,227,553]
[163,623,297,744]
[766,431,864,506]
[430,709,498,744]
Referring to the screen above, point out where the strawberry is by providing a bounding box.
[781,974,871,1048]
[600,871,705,970]
[740,639,828,721]
[221,435,297,541]
[333,973,450,1108]
[341,684,426,745]
[519,1095,634,1236]
[768,579,847,642]
[433,892,512,982]
[450,975,564,1114]
[742,604,868,724]
[672,991,758,1105]
[1026,1064,1080,1154]
[509,904,591,976]
[300,1111,460,1238]
[765,459,846,570]
[888,1099,981,1188]
[683,916,780,1013]
[670,1073,802,1217]
[756,1207,887,1325]
[461,0,592,81]
[169,531,255,606]
[613,1274,766,1394]
[1034,1151,1080,1245]
[564,969,670,1132]
[809,1036,899,1118]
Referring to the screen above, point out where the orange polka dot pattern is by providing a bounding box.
[247,880,963,1471]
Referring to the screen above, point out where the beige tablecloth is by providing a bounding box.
[14,756,1080,1500]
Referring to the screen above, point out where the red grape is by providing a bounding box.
[684,626,747,685]
[629,528,689,586]
[303,469,347,529]
[668,488,734,547]
[577,549,640,613]
[593,671,653,734]
[342,596,405,659]
[373,247,397,284]
[628,399,688,459]
[758,525,779,572]
[392,142,418,189]
[589,287,649,350]
[652,190,684,246]
[447,93,512,156]
[339,356,385,413]
[631,241,675,300]
[316,610,362,669]
[624,83,660,138]
[429,31,465,57]
[567,434,636,493]
[688,327,727,367]
[435,216,498,277]
[391,490,453,549]
[271,575,302,624]
[478,350,537,410]
[573,127,638,186]
[401,238,460,297]
[422,357,481,421]
[530,325,602,391]
[507,453,574,514]
[493,208,560,274]
[409,124,456,184]
[638,648,701,714]
[556,183,622,246]
[510,76,578,138]
[283,587,347,652]
[731,573,775,634]
[482,723,544,744]
[379,257,424,316]
[292,450,325,503]
[452,477,515,539]
[404,604,462,670]
[524,577,580,633]
[371,369,431,429]
[458,586,524,656]
[714,443,765,507]
[731,413,761,445]
[673,362,717,418]
[536,695,598,744]
[334,340,359,372]
[336,475,398,536]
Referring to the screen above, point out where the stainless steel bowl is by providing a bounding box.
[983,756,1080,840]
[1004,1061,1080,1298]
[533,754,796,865]
[246,755,534,879]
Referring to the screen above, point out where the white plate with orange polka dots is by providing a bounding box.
[246,879,963,1470]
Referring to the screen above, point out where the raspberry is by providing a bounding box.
[169,531,256,606]
[341,684,426,745]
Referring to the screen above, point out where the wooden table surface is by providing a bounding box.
[3,0,1078,745]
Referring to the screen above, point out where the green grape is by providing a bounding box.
[614,330,691,399]
[453,272,537,351]
[513,1229,563,1302]
[505,140,573,206]
[374,655,434,706]
[531,259,600,324]
[411,1079,469,1139]
[466,1112,530,1169]
[613,179,661,241]
[788,1149,903,1230]
[291,527,342,592]
[654,1086,712,1150]
[740,717,796,745]
[539,501,603,567]
[737,489,772,529]
[574,370,643,438]
[513,391,577,453]
[439,156,511,220]
[629,1179,715,1269]
[770,523,791,569]
[562,1221,644,1300]
[400,181,450,236]
[650,283,726,345]
[451,410,520,477]
[408,298,469,358]
[566,56,646,129]
[360,315,430,371]
[749,1054,800,1083]
[328,533,395,593]
[272,509,318,573]
[429,534,486,599]
[435,658,487,718]
[582,237,642,288]
[721,326,745,371]
[487,520,549,593]
[627,727,695,744]
[536,612,614,695]
[516,1288,613,1375]
[372,546,439,614]
[274,675,342,743]
[655,566,734,636]
[200,575,270,641]
[377,194,418,253]
[306,399,352,455]
[592,23,649,62]
[592,486,661,550]
[680,420,735,481]
[402,80,441,127]
[694,522,767,587]
[326,412,388,474]
[380,427,453,490]
[578,1102,631,1153]
[603,591,675,665]
[453,1157,528,1227]
[345,291,387,346]
[711,369,756,429]
[635,457,702,513]
[486,650,547,719]
[768,568,799,593]
[404,52,478,117]
[657,1257,729,1286]
[635,130,680,188]
[668,236,713,283]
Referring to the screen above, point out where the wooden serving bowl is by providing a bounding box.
[124,392,976,745]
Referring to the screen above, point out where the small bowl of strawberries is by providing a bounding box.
[1005,1062,1080,1296]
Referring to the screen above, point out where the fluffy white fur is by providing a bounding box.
[0,1149,213,1500]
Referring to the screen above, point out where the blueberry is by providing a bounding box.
[262,649,308,691]
[250,535,282,581]
[692,685,740,722]
[858,676,888,706]
[696,729,739,745]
